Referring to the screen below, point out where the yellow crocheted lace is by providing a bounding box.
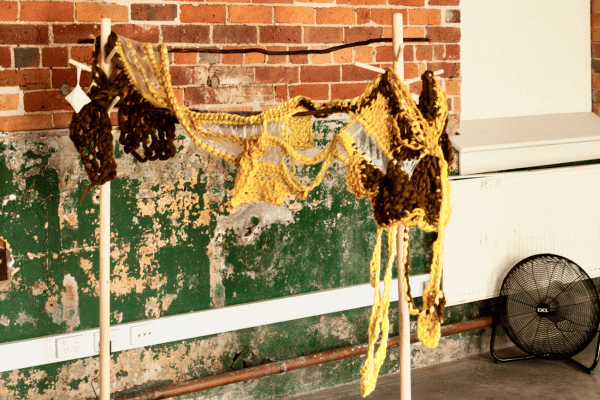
[107,35,451,397]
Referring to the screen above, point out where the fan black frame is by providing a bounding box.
[490,253,600,374]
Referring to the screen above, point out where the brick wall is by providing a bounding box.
[0,0,462,133]
[593,0,600,115]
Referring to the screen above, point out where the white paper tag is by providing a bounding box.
[66,65,92,113]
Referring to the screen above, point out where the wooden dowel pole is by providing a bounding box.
[393,12,411,400]
[99,17,112,400]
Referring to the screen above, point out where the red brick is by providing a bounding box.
[376,45,392,62]
[21,1,73,22]
[388,0,424,5]
[305,27,343,44]
[593,103,599,117]
[274,6,314,24]
[331,83,366,99]
[446,9,460,24]
[14,48,40,68]
[214,26,257,44]
[310,51,331,65]
[229,5,273,24]
[42,47,68,68]
[76,2,128,23]
[244,52,266,64]
[428,62,460,79]
[316,8,355,24]
[594,43,600,59]
[357,8,370,24]
[427,27,461,43]
[132,4,177,21]
[260,26,302,44]
[594,74,600,90]
[296,0,334,3]
[0,47,10,68]
[300,65,340,83]
[0,94,19,110]
[53,112,74,129]
[24,90,71,112]
[445,44,460,60]
[111,25,160,43]
[404,63,419,80]
[289,84,329,100]
[163,26,210,44]
[185,86,273,105]
[408,80,422,94]
[289,47,309,64]
[404,45,415,62]
[266,46,287,64]
[181,5,226,23]
[344,27,383,43]
[0,25,49,45]
[428,0,459,5]
[370,9,407,25]
[333,47,352,63]
[593,28,600,43]
[445,80,460,95]
[354,47,373,63]
[409,9,441,25]
[0,115,52,132]
[174,53,198,65]
[69,46,94,65]
[338,0,386,5]
[255,66,299,84]
[222,47,243,65]
[0,69,50,89]
[275,85,288,102]
[170,66,209,86]
[52,68,91,89]
[253,0,293,4]
[341,64,377,81]
[415,45,432,61]
[593,12,600,28]
[53,24,98,44]
[594,0,600,13]
[0,1,18,21]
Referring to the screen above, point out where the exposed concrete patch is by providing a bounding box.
[15,312,36,326]
[312,314,356,342]
[0,237,17,292]
[61,274,80,331]
[43,274,80,330]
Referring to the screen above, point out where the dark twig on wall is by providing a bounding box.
[77,37,430,55]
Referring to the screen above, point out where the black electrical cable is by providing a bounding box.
[77,37,430,55]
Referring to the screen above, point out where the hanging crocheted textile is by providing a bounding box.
[69,34,453,397]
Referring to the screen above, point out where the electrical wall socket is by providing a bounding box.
[130,323,155,346]
[56,335,84,359]
[93,331,117,353]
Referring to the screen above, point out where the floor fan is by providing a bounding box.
[490,254,600,373]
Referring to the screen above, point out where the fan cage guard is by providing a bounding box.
[491,253,600,373]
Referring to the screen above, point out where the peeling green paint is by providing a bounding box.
[0,125,500,399]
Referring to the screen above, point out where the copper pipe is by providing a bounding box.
[112,316,493,400]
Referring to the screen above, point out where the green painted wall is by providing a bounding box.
[0,123,489,400]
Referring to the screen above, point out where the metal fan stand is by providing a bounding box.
[490,254,600,374]
[490,307,600,374]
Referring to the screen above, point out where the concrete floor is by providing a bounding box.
[290,336,600,400]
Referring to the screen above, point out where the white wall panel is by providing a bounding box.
[443,165,600,306]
